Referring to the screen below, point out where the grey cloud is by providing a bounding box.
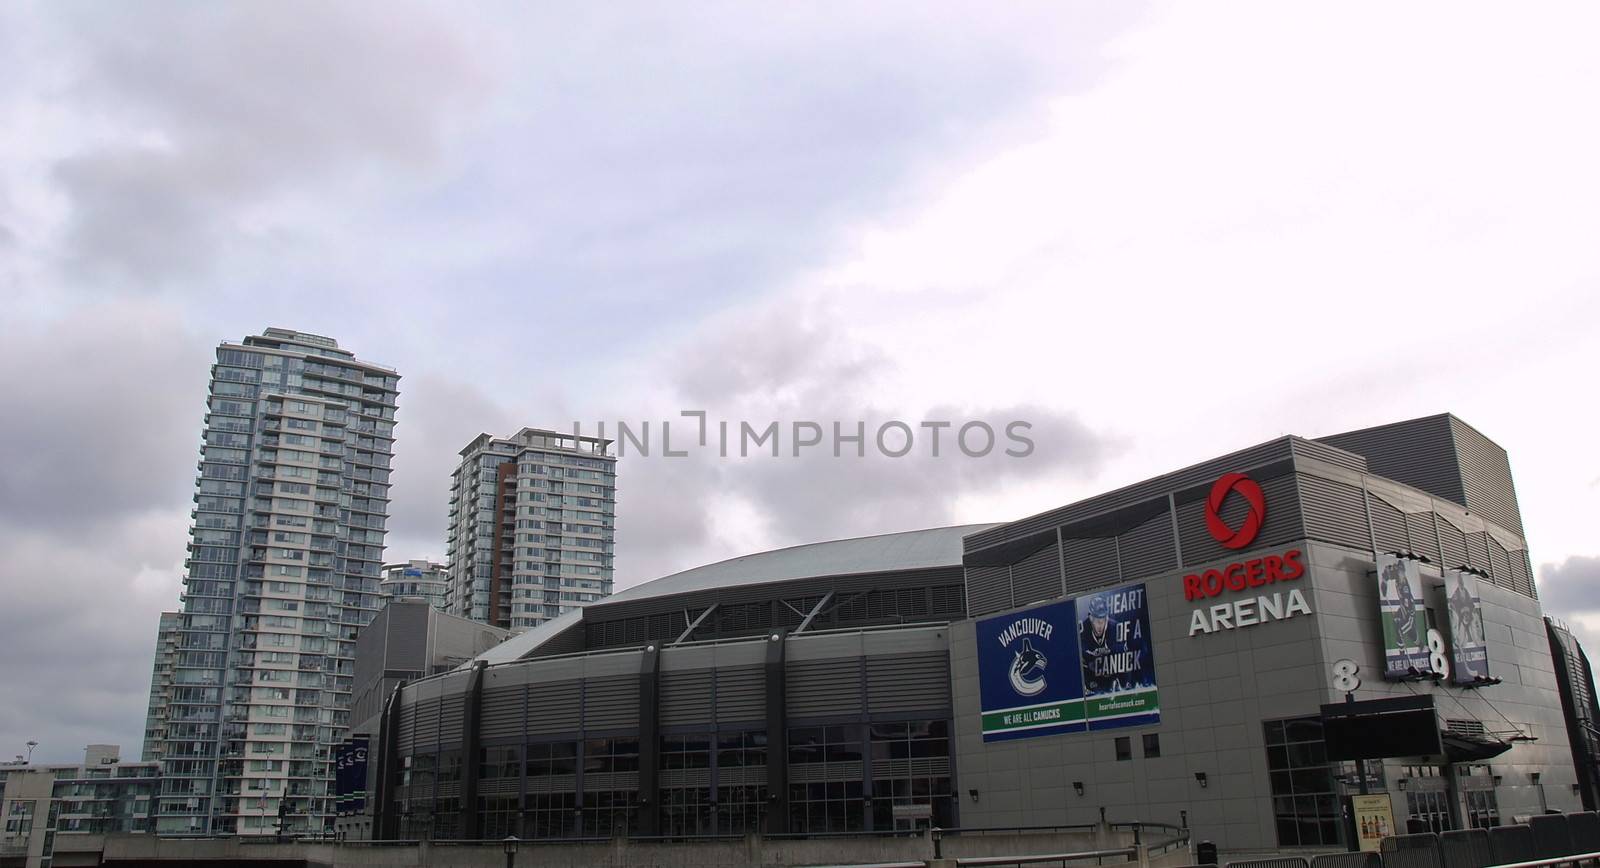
[382,375,524,563]
[42,1,487,285]
[0,513,186,764]
[0,306,209,529]
[1538,555,1600,618]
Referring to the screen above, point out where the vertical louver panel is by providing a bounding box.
[965,565,1011,617]
[865,654,950,714]
[398,699,417,755]
[1010,542,1062,606]
[411,697,441,750]
[1486,538,1513,592]
[786,659,863,718]
[1404,513,1441,565]
[1437,518,1470,570]
[1506,548,1534,598]
[1368,493,1408,554]
[1466,532,1493,575]
[1117,509,1177,580]
[1062,536,1118,597]
[1298,475,1370,551]
[1450,417,1525,537]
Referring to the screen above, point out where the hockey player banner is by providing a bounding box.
[1077,583,1160,730]
[1378,553,1430,678]
[1444,569,1491,685]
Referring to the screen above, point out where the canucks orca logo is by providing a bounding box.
[1009,638,1048,696]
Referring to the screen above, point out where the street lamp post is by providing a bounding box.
[25,742,37,763]
[502,835,519,868]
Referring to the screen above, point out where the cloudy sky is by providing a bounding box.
[1,2,1597,763]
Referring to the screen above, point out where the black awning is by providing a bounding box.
[1441,730,1513,762]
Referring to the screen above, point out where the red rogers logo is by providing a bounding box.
[1205,472,1265,549]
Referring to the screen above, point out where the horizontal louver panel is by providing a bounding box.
[787,659,862,717]
[865,654,949,714]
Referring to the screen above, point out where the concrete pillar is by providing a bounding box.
[637,643,662,835]
[764,629,790,834]
[458,661,488,837]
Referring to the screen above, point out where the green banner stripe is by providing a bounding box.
[1084,688,1159,720]
[982,701,1086,733]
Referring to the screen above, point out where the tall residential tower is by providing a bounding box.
[445,428,615,631]
[156,329,398,836]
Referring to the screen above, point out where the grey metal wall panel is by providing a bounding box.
[865,653,949,714]
[1178,473,1303,568]
[398,699,416,755]
[1319,415,1468,507]
[787,658,864,718]
[714,665,766,723]
[355,606,390,700]
[1368,493,1408,554]
[1298,474,1370,551]
[1437,518,1470,570]
[660,669,714,727]
[1487,537,1514,594]
[1117,509,1177,580]
[526,679,581,736]
[1507,548,1534,598]
[582,675,638,731]
[480,685,524,741]
[1466,531,1493,575]
[965,565,1011,618]
[1010,542,1063,606]
[1450,417,1525,536]
[385,602,430,672]
[966,437,1301,554]
[1062,536,1119,597]
[1405,512,1441,565]
[411,697,440,748]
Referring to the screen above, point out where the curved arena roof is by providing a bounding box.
[474,523,997,666]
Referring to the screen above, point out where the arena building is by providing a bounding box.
[361,414,1586,851]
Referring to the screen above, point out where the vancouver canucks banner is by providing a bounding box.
[1078,584,1159,730]
[1444,569,1491,684]
[334,736,369,815]
[1377,553,1430,678]
[977,583,1159,743]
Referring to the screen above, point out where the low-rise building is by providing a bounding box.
[0,746,157,868]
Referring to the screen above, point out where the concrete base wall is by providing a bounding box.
[101,827,1136,867]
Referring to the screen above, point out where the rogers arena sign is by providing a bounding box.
[1185,471,1313,635]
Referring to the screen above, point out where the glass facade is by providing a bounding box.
[155,329,399,836]
[1265,717,1342,848]
[445,430,617,632]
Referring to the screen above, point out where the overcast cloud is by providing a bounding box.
[1,1,1597,763]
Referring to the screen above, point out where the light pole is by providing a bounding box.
[25,741,37,763]
[502,835,519,868]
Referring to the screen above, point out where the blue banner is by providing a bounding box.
[977,583,1159,743]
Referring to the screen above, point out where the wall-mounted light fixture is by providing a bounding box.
[1574,784,1583,796]
[1397,778,1409,791]
[1532,772,1543,786]
[1492,775,1503,786]
[1194,772,1208,789]
[968,788,979,803]
[1073,781,1085,797]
